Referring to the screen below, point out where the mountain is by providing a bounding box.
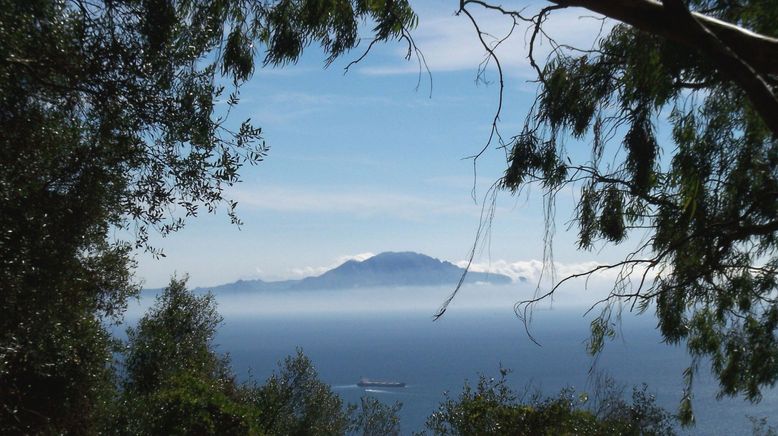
[201,252,514,293]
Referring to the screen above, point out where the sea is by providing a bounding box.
[125,285,778,435]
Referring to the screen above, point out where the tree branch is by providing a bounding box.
[549,0,778,76]
[661,0,778,137]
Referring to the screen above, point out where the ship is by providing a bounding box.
[357,377,406,388]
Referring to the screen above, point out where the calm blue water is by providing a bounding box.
[127,287,778,435]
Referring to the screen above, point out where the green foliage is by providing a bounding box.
[0,130,137,432]
[245,349,352,435]
[123,277,230,395]
[0,0,415,432]
[497,0,778,422]
[424,371,527,435]
[115,278,258,435]
[351,396,403,436]
[423,372,676,436]
[0,308,121,434]
[118,371,260,436]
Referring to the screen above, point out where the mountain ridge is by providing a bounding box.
[191,251,517,293]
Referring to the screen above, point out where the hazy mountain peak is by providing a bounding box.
[202,251,513,293]
[335,251,446,270]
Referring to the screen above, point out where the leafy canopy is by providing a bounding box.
[455,0,778,424]
[0,0,415,432]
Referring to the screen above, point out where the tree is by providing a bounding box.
[117,277,257,435]
[422,370,676,435]
[350,396,403,436]
[123,277,231,396]
[0,0,416,432]
[242,349,404,435]
[441,0,777,425]
[248,349,352,435]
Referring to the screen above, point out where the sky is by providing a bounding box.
[135,1,640,290]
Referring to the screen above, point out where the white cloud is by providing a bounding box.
[459,258,656,290]
[288,265,331,278]
[228,186,482,220]
[456,257,658,310]
[250,88,464,125]
[336,252,376,263]
[287,252,376,279]
[266,91,399,107]
[359,5,614,77]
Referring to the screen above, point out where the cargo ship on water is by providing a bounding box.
[357,378,406,388]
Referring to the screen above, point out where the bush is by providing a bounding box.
[351,396,402,436]
[119,372,260,435]
[243,349,352,435]
[423,371,676,435]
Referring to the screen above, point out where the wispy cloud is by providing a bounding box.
[288,252,375,279]
[228,186,481,220]
[277,152,383,167]
[250,90,424,124]
[266,91,398,107]
[359,6,613,77]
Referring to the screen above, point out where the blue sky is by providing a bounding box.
[136,2,639,289]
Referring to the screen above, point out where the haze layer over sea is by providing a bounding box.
[126,284,778,435]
